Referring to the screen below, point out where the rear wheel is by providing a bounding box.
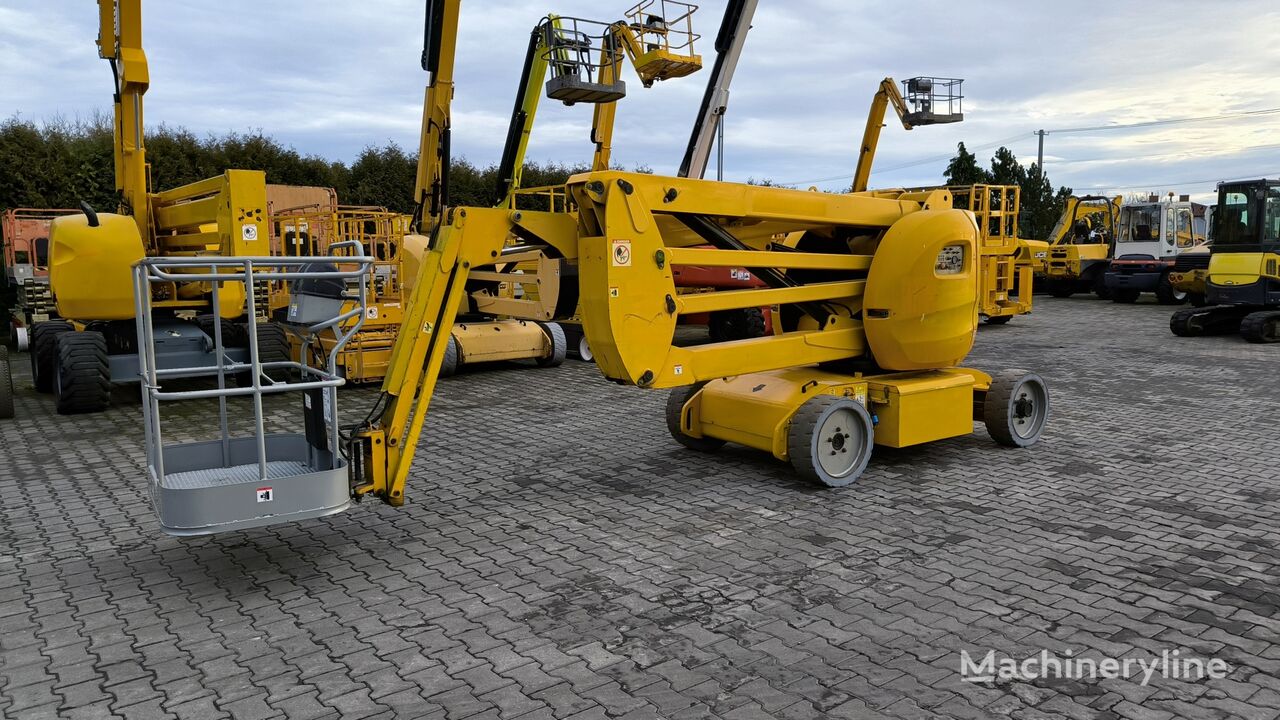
[1155,273,1187,305]
[1089,268,1112,300]
[53,332,111,415]
[787,395,875,487]
[665,382,725,452]
[30,320,73,393]
[0,346,14,419]
[1111,288,1141,304]
[709,307,767,342]
[983,370,1049,448]
[535,322,567,368]
[438,335,460,377]
[1240,311,1280,343]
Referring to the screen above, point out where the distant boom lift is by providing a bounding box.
[678,0,757,180]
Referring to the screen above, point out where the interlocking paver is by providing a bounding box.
[3,298,1280,718]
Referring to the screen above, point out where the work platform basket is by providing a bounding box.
[132,245,373,536]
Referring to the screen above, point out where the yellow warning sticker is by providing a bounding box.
[609,287,620,298]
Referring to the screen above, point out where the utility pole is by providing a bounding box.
[1035,129,1047,169]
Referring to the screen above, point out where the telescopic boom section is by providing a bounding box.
[412,0,462,232]
[679,0,756,179]
[851,78,912,194]
[97,0,151,242]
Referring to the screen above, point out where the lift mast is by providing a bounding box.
[678,0,756,179]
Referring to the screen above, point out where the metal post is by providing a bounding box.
[243,260,268,482]
[1035,129,1047,169]
[211,276,230,467]
[716,115,724,182]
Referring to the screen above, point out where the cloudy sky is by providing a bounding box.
[3,1,1279,201]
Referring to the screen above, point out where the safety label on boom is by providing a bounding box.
[612,239,632,267]
[935,245,965,275]
[256,486,274,503]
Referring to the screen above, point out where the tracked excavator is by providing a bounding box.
[1170,179,1280,342]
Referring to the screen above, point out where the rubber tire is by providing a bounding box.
[1154,273,1187,305]
[1047,280,1075,299]
[787,395,874,487]
[53,332,111,415]
[439,335,460,378]
[535,322,567,368]
[1240,312,1280,344]
[1089,268,1111,300]
[0,346,14,419]
[709,307,767,342]
[195,314,246,348]
[984,315,1013,326]
[665,382,725,452]
[236,322,291,387]
[983,370,1049,448]
[30,320,73,393]
[1111,288,1140,304]
[576,335,594,363]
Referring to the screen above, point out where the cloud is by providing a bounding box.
[3,0,1279,205]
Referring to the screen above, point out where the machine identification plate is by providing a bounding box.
[612,240,632,267]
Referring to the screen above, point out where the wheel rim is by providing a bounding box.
[578,336,593,361]
[816,407,868,479]
[1009,380,1048,440]
[1172,288,1187,302]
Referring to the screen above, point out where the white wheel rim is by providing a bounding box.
[816,407,866,479]
[16,327,28,351]
[578,336,593,361]
[1010,380,1048,440]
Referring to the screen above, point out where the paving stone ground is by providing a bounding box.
[2,296,1280,720]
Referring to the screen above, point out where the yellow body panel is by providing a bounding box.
[452,320,550,363]
[695,369,869,458]
[865,371,975,448]
[1208,252,1268,286]
[48,213,146,321]
[863,210,979,370]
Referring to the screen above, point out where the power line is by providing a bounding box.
[1074,169,1280,192]
[1045,107,1280,135]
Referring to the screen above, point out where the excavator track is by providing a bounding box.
[1240,310,1280,344]
[1169,305,1248,337]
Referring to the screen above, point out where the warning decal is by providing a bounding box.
[256,487,274,503]
[611,239,632,267]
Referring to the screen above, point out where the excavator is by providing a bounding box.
[1170,179,1280,342]
[26,0,289,415]
[128,0,1050,536]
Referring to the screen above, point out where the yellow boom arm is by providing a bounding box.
[412,0,462,232]
[97,0,151,241]
[852,77,912,193]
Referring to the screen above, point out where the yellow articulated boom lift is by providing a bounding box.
[1170,179,1280,342]
[131,1,1050,535]
[28,0,286,415]
[851,77,1036,325]
[1039,194,1122,299]
[416,0,702,376]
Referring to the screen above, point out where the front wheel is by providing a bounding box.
[30,321,74,393]
[983,370,1049,448]
[1111,288,1141,304]
[665,383,725,453]
[0,346,14,419]
[787,396,874,487]
[53,332,111,415]
[535,322,567,368]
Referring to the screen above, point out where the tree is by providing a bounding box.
[943,142,989,186]
[989,146,1026,187]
